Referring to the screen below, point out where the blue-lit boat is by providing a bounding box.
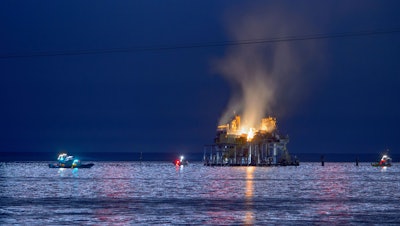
[49,153,94,168]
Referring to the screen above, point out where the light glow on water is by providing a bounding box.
[244,166,255,225]
[1,162,400,224]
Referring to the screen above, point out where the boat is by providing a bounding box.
[173,155,188,166]
[49,153,94,168]
[371,152,392,167]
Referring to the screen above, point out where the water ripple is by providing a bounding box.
[1,162,399,224]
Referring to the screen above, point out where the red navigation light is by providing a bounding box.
[175,160,180,166]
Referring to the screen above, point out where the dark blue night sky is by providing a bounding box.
[1,1,399,157]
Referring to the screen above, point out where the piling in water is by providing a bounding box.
[321,155,325,166]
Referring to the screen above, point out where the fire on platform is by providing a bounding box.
[204,115,299,166]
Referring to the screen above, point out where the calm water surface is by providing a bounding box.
[1,162,399,225]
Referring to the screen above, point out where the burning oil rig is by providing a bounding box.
[203,115,299,166]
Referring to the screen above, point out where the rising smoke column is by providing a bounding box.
[215,3,323,128]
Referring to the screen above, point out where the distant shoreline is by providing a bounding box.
[0,151,396,162]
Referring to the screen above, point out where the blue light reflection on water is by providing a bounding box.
[0,162,399,225]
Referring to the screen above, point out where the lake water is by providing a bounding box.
[1,162,399,225]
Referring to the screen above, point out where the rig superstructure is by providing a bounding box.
[203,115,299,166]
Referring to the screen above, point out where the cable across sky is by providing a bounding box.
[1,28,400,59]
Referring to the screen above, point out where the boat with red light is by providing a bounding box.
[173,155,188,166]
[371,152,392,167]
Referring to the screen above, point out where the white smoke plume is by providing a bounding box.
[215,3,323,128]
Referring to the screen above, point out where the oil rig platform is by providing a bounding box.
[203,115,299,166]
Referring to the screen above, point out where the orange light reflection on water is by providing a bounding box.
[244,167,255,225]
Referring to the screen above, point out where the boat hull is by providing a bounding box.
[48,163,94,168]
[175,163,188,166]
[371,163,391,167]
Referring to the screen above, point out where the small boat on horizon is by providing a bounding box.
[371,151,392,167]
[49,153,94,168]
[173,155,188,166]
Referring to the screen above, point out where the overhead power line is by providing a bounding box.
[1,28,400,59]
